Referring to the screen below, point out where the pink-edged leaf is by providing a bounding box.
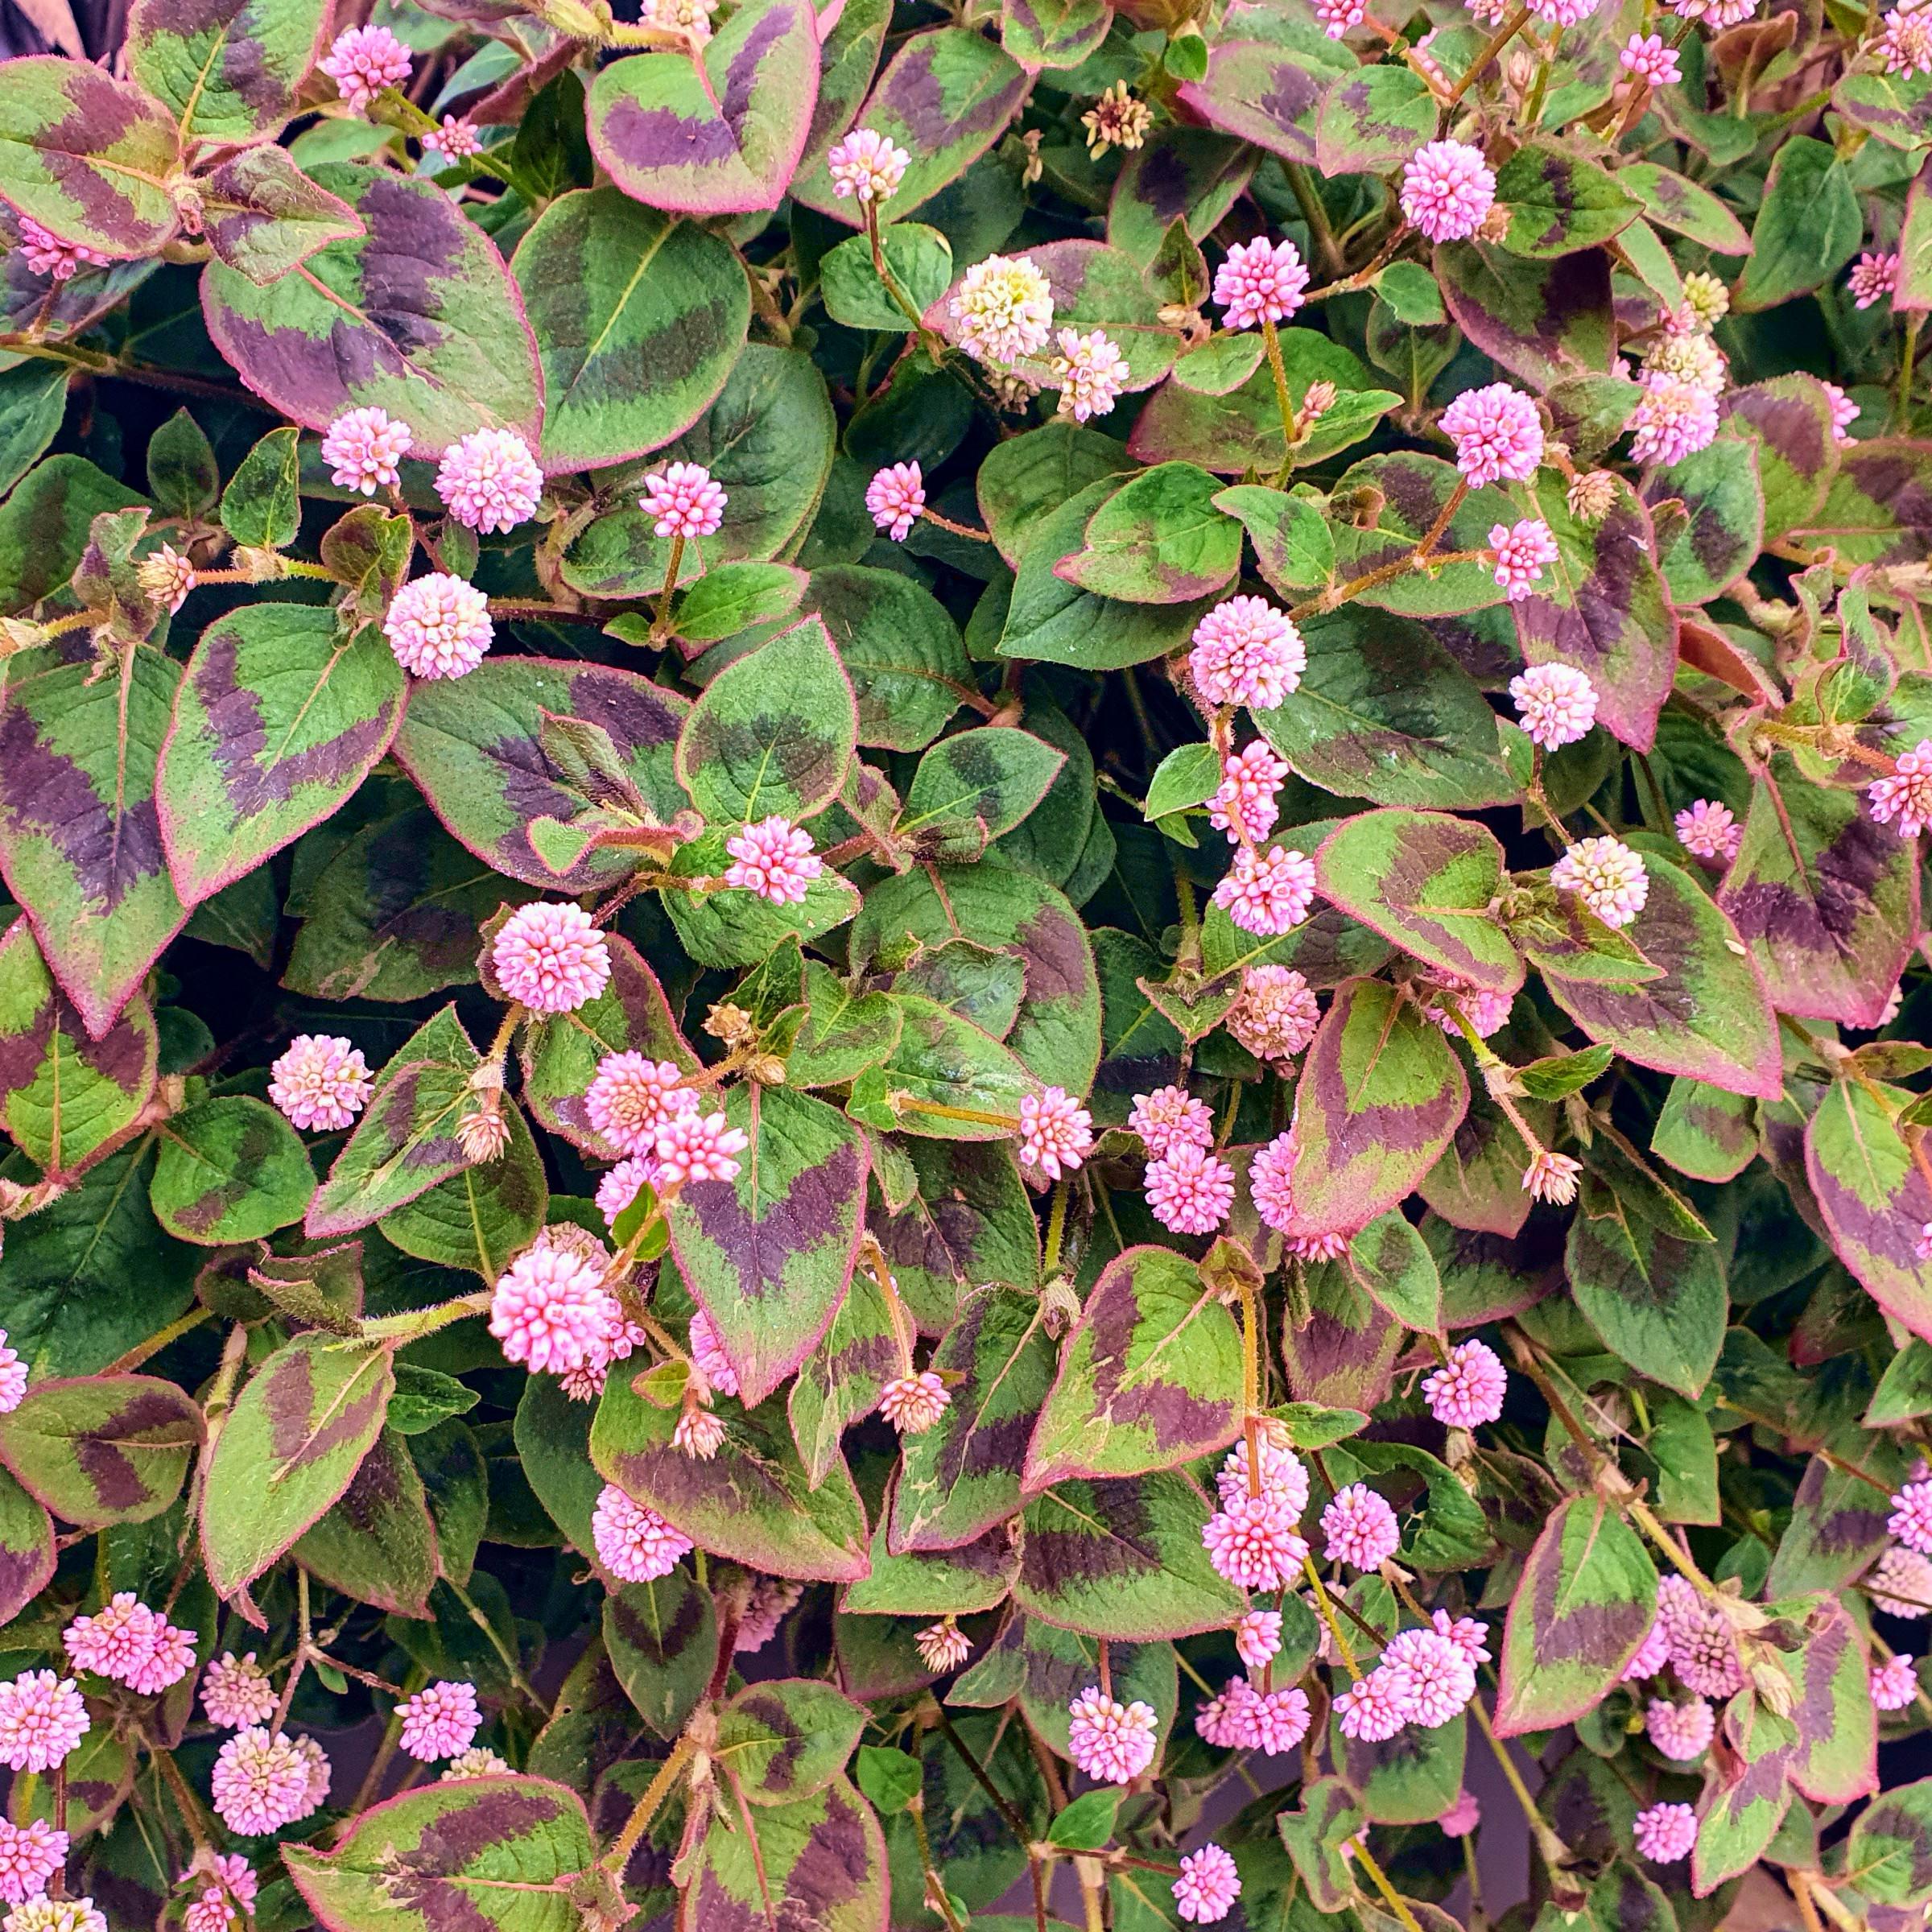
[1492,1494,1657,1736]
[684,1776,887,1930]
[200,145,363,285]
[128,0,329,143]
[1281,1260,1405,1412]
[590,1353,871,1583]
[393,656,689,893]
[0,1373,202,1528]
[1724,374,1841,543]
[0,57,180,258]
[1437,240,1617,389]
[588,0,821,217]
[157,602,405,907]
[0,913,156,1180]
[1541,855,1781,1099]
[1513,471,1676,752]
[284,1776,595,1932]
[0,1466,53,1624]
[1174,35,1353,166]
[0,639,189,1040]
[1806,1076,1932,1346]
[1719,770,1918,1028]
[792,25,1026,225]
[1024,1247,1240,1489]
[1285,976,1470,1241]
[664,1084,868,1409]
[202,161,541,456]
[1787,438,1932,569]
[291,1426,437,1616]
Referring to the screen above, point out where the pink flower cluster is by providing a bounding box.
[1018,1086,1093,1179]
[321,407,412,494]
[436,427,543,535]
[319,23,411,110]
[723,816,823,904]
[1212,844,1317,936]
[267,1033,371,1131]
[398,1681,481,1761]
[1228,964,1319,1066]
[1202,1436,1309,1590]
[1440,384,1543,486]
[1509,663,1596,750]
[1189,597,1304,712]
[1213,237,1309,332]
[0,1821,66,1906]
[1675,798,1741,864]
[642,461,727,540]
[1067,1686,1158,1784]
[1145,1142,1236,1235]
[1421,1339,1508,1428]
[489,1239,621,1375]
[1400,141,1496,243]
[202,1653,278,1730]
[384,573,493,679]
[209,1727,329,1835]
[1336,1623,1479,1740]
[492,902,611,1013]
[62,1594,195,1695]
[1209,740,1289,844]
[1870,740,1932,840]
[866,461,924,541]
[1490,518,1558,602]
[0,1674,87,1773]
[16,217,110,281]
[592,1483,693,1582]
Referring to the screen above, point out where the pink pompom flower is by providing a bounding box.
[1234,1609,1283,1669]
[398,1681,481,1761]
[267,1034,371,1132]
[1323,1483,1400,1571]
[492,902,611,1013]
[1432,1609,1492,1665]
[689,1307,740,1399]
[953,255,1055,365]
[1129,1085,1214,1158]
[1211,844,1317,936]
[1522,1149,1583,1204]
[1250,1133,1297,1233]
[1209,740,1290,844]
[1173,1844,1241,1924]
[319,23,411,110]
[0,1820,66,1905]
[1441,383,1543,486]
[1246,1684,1313,1754]
[384,573,493,680]
[1874,1654,1919,1711]
[436,427,543,535]
[597,1159,650,1228]
[489,1243,619,1375]
[1491,518,1559,602]
[1400,140,1496,243]
[916,1620,972,1673]
[1422,1339,1508,1428]
[423,115,481,160]
[642,461,727,540]
[15,216,110,281]
[321,406,412,495]
[1190,596,1305,711]
[1852,250,1901,309]
[1645,1696,1715,1761]
[586,1053,696,1157]
[827,126,909,202]
[202,1653,277,1730]
[1550,836,1649,930]
[208,1728,320,1835]
[866,461,924,541]
[1018,1086,1093,1179]
[1067,1687,1158,1784]
[1871,740,1932,839]
[723,816,823,905]
[1620,31,1681,81]
[651,1107,749,1188]
[63,1593,157,1684]
[1872,1546,1932,1616]
[125,1615,196,1696]
[1674,799,1741,864]
[1213,237,1309,331]
[1633,1801,1697,1864]
[1893,1477,1932,1553]
[1203,1488,1307,1591]
[1335,1666,1412,1741]
[1875,2,1932,74]
[1228,964,1319,1065]
[1218,1434,1311,1513]
[1052,328,1130,423]
[1621,1619,1672,1682]
[1823,381,1860,447]
[1145,1144,1236,1235]
[1381,1627,1476,1727]
[592,1484,693,1583]
[1314,0,1366,30]
[0,1673,89,1773]
[1628,374,1719,467]
[880,1371,952,1435]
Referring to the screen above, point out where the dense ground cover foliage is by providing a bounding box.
[0,0,1927,1922]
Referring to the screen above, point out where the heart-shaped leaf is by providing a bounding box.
[128,0,328,143]
[588,0,821,216]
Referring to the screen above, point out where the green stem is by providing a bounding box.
[1042,1180,1071,1277]
[1261,316,1298,484]
[602,1734,697,1873]
[1442,5,1531,110]
[1900,312,1923,433]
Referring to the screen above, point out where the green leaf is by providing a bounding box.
[1437,240,1616,390]
[590,1358,870,1583]
[1736,136,1862,310]
[286,1776,597,1932]
[893,1286,1056,1550]
[291,1424,436,1615]
[1144,743,1221,823]
[1013,1471,1245,1638]
[855,1745,923,1816]
[1617,163,1752,253]
[220,426,301,550]
[0,1373,200,1529]
[1567,1176,1726,1397]
[1315,809,1521,993]
[512,188,749,473]
[0,914,155,1180]
[1025,1247,1240,1488]
[1847,1778,1932,1905]
[151,1095,314,1245]
[898,726,1065,856]
[604,1569,717,1740]
[1652,1076,1757,1183]
[386,1363,480,1436]
[1278,1777,1365,1911]
[1805,1078,1932,1347]
[1334,1709,1465,1825]
[203,163,541,455]
[127,0,325,142]
[379,1100,547,1278]
[0,1463,52,1623]
[784,960,901,1091]
[1495,142,1640,257]
[157,603,405,906]
[786,1255,898,1488]
[0,641,187,1040]
[308,1005,482,1237]
[663,1084,868,1409]
[1056,462,1242,605]
[1049,1790,1122,1851]
[1493,1495,1657,1735]
[1347,1211,1443,1334]
[717,1678,869,1804]
[200,144,363,285]
[1213,484,1335,599]
[674,561,807,646]
[869,1138,1040,1334]
[202,1331,394,1608]
[683,1777,887,1931]
[799,564,973,753]
[1257,607,1517,810]
[820,223,953,332]
[978,421,1136,568]
[676,617,857,826]
[1315,64,1437,174]
[1517,1042,1616,1100]
[1647,434,1765,606]
[1283,977,1469,1240]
